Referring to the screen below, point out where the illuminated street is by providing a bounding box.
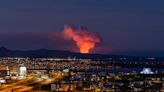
[0,72,65,92]
[0,0,164,91]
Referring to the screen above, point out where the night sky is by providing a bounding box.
[0,0,164,54]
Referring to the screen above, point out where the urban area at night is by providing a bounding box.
[0,0,164,92]
[0,47,163,91]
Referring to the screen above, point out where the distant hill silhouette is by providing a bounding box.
[0,47,164,59]
[0,46,11,52]
[111,51,164,57]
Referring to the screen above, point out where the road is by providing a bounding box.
[0,72,64,92]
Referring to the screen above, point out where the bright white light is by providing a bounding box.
[20,66,26,76]
[140,68,154,74]
[0,79,5,83]
[62,69,69,73]
[18,64,27,80]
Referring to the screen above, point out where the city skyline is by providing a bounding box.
[0,0,164,54]
[0,1,163,91]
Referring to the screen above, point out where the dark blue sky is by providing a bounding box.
[0,0,164,53]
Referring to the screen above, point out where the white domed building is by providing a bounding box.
[140,68,154,74]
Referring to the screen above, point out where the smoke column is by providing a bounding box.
[63,25,101,54]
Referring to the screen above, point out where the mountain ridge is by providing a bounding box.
[0,47,164,58]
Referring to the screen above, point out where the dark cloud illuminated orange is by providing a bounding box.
[63,25,101,54]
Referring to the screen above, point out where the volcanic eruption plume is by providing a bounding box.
[63,25,101,54]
